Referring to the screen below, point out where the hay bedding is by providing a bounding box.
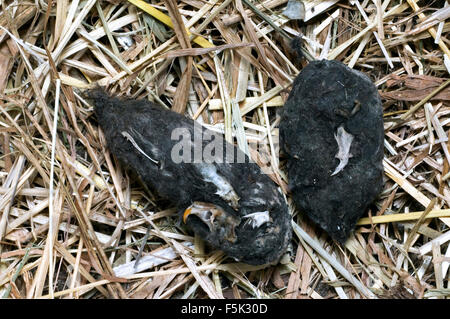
[0,0,449,299]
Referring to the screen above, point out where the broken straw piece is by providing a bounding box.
[113,242,194,277]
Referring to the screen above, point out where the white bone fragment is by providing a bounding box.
[331,125,354,176]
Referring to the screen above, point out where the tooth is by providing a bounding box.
[183,202,219,231]
[183,202,240,243]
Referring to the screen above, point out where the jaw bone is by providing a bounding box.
[183,201,241,243]
[242,211,271,229]
[331,125,354,176]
